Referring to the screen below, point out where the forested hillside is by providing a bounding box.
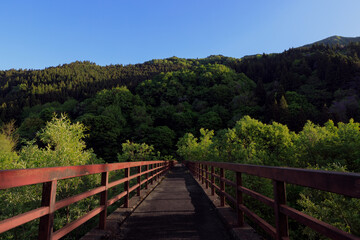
[1,42,360,161]
[1,40,360,239]
[0,58,193,121]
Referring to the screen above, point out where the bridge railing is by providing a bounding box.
[0,160,175,240]
[185,161,360,240]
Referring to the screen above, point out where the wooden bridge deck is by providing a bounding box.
[116,164,232,239]
[82,164,245,240]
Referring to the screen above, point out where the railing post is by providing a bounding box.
[236,172,244,226]
[159,163,162,179]
[160,163,163,177]
[274,180,289,240]
[201,164,205,184]
[198,163,201,181]
[220,168,225,207]
[194,163,196,175]
[124,167,130,208]
[156,163,159,181]
[205,165,208,189]
[99,172,109,229]
[145,164,149,189]
[137,166,141,196]
[150,164,153,185]
[154,163,157,181]
[211,166,215,195]
[38,180,57,240]
[195,163,197,179]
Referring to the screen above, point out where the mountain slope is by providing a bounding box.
[302,35,360,47]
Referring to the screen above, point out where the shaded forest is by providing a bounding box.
[1,42,360,161]
[1,41,360,239]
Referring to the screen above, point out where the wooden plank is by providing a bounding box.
[107,177,128,189]
[0,161,170,189]
[223,191,236,204]
[107,191,127,206]
[55,186,106,211]
[129,183,141,194]
[281,205,360,240]
[239,204,276,239]
[51,206,105,240]
[211,172,221,179]
[197,161,360,198]
[238,185,275,208]
[0,207,49,234]
[221,177,236,187]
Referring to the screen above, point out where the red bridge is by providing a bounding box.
[0,161,359,240]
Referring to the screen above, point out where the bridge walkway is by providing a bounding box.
[116,164,232,239]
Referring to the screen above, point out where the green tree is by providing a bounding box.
[118,140,155,162]
[298,164,360,239]
[1,115,102,239]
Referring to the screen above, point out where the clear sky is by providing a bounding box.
[0,0,359,70]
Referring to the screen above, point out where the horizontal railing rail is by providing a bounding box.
[185,161,360,240]
[0,160,176,240]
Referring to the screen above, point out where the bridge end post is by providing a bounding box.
[205,165,208,189]
[273,180,289,240]
[99,171,109,230]
[201,164,205,184]
[124,168,130,208]
[145,165,149,189]
[220,168,225,207]
[198,163,201,181]
[38,180,57,240]
[156,163,158,181]
[236,172,244,226]
[137,166,141,197]
[150,164,154,185]
[211,166,215,195]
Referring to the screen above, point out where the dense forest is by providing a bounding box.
[1,42,360,160]
[1,40,360,239]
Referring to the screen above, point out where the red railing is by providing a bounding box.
[186,161,360,240]
[0,160,175,240]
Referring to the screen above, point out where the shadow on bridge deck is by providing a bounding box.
[116,164,232,239]
[82,164,260,240]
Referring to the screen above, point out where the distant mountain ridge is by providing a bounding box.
[302,35,360,48]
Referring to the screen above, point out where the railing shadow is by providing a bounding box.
[118,165,231,240]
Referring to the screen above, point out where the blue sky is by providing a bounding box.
[0,0,359,70]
